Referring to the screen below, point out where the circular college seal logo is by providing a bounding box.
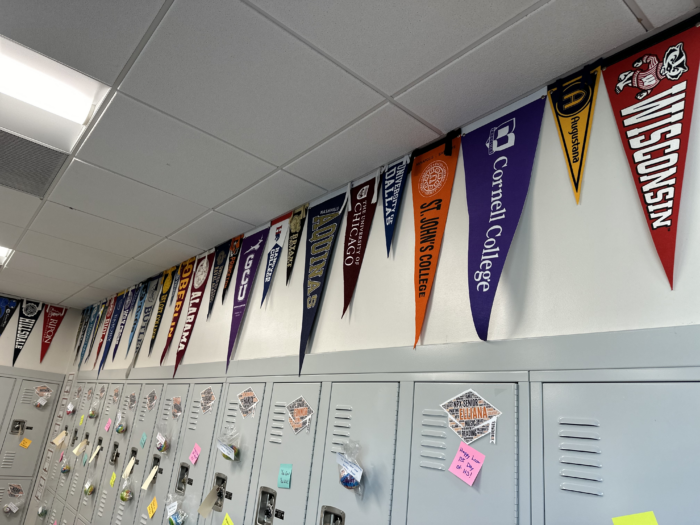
[419,160,448,198]
[22,302,38,317]
[216,251,226,265]
[194,259,209,289]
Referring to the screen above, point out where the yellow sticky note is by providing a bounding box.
[110,472,116,488]
[147,497,158,519]
[79,415,84,426]
[612,511,659,525]
[19,438,31,449]
[223,513,234,525]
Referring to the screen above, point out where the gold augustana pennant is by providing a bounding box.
[548,64,601,204]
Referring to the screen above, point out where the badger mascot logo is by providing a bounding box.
[615,42,688,100]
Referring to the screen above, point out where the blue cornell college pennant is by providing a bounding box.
[299,190,348,374]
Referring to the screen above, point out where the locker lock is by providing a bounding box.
[84,432,90,445]
[130,447,139,465]
[109,443,120,465]
[175,463,190,495]
[9,420,25,435]
[151,454,162,482]
[319,506,345,525]
[70,428,79,447]
[212,473,227,513]
[255,486,277,524]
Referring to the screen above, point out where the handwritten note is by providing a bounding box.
[278,464,292,489]
[612,512,659,525]
[79,415,84,426]
[448,442,485,486]
[189,444,201,465]
[223,513,234,525]
[336,453,363,482]
[19,438,31,449]
[147,497,158,519]
[110,472,116,487]
[140,432,148,448]
[105,418,112,432]
[166,502,178,517]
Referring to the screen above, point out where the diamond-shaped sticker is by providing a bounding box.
[440,389,502,445]
[286,396,314,434]
[237,388,259,418]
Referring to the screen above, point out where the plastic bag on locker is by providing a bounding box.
[119,477,134,502]
[165,493,188,525]
[66,393,79,415]
[60,458,71,474]
[338,440,364,496]
[155,422,173,454]
[88,398,100,419]
[216,425,240,461]
[34,391,51,409]
[115,410,128,434]
[83,477,96,496]
[3,495,23,515]
[36,501,50,519]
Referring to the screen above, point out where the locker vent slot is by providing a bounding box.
[273,408,285,414]
[138,397,147,422]
[560,469,603,482]
[419,461,445,471]
[418,406,447,474]
[334,413,351,420]
[421,419,446,428]
[49,509,57,522]
[330,404,353,454]
[162,399,172,421]
[421,429,446,438]
[1,452,15,469]
[225,400,237,425]
[140,514,148,525]
[274,402,286,407]
[559,417,599,427]
[420,450,445,460]
[273,416,285,422]
[97,489,108,517]
[559,430,600,440]
[21,387,34,404]
[189,401,200,430]
[115,500,125,524]
[333,430,349,437]
[269,437,282,444]
[420,440,445,449]
[422,409,444,416]
[70,476,79,495]
[559,443,601,454]
[0,487,4,501]
[560,483,603,496]
[272,423,284,429]
[559,456,602,468]
[334,421,350,428]
[558,415,603,496]
[270,430,283,437]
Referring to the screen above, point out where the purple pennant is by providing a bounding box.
[226,227,269,370]
[463,97,545,341]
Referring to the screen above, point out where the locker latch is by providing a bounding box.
[109,443,120,465]
[151,454,161,482]
[130,447,139,465]
[175,463,190,495]
[70,428,79,447]
[212,473,227,512]
[10,420,25,435]
[319,505,345,525]
[84,432,90,446]
[255,486,277,524]
[94,437,103,461]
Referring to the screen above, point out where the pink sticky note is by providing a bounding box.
[59,451,64,462]
[105,418,112,432]
[189,443,201,465]
[448,442,485,486]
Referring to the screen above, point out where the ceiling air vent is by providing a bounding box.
[0,128,67,197]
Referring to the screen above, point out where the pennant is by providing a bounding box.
[149,266,177,354]
[604,28,699,288]
[126,274,162,375]
[299,191,347,374]
[92,296,116,369]
[261,212,292,306]
[342,174,380,317]
[222,235,243,303]
[85,300,107,362]
[112,287,136,360]
[381,156,412,256]
[173,252,215,376]
[40,305,67,363]
[72,308,88,362]
[169,268,180,307]
[412,132,461,347]
[286,204,308,285]
[99,292,126,374]
[161,257,196,364]
[126,283,147,358]
[207,242,229,319]
[13,300,43,365]
[78,305,98,369]
[0,296,19,339]
[464,97,546,341]
[226,228,269,369]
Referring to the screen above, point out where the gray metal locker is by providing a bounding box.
[24,475,54,525]
[202,382,266,525]
[542,382,700,524]
[251,382,322,525]
[56,382,95,501]
[102,383,164,525]
[47,382,85,495]
[133,383,190,525]
[58,503,76,525]
[0,379,59,476]
[66,382,108,510]
[406,383,517,524]
[0,478,31,525]
[0,378,16,446]
[47,492,62,525]
[76,382,123,521]
[90,384,142,524]
[315,382,399,524]
[167,383,222,525]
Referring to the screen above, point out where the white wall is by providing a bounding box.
[87,73,700,373]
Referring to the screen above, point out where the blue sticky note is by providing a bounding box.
[278,464,292,489]
[140,432,147,448]
[82,452,88,466]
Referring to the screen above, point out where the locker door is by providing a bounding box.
[253,382,322,525]
[0,378,16,446]
[168,383,223,525]
[56,383,95,501]
[107,384,164,525]
[0,480,30,524]
[0,380,59,476]
[91,384,141,524]
[202,383,266,525]
[543,382,700,524]
[66,382,109,510]
[25,479,54,525]
[47,492,63,525]
[76,383,124,522]
[406,383,517,524]
[47,383,84,494]
[134,383,190,525]
[58,504,76,525]
[315,382,399,524]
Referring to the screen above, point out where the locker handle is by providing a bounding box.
[175,463,190,495]
[130,447,139,465]
[319,505,345,525]
[151,455,161,482]
[109,443,120,465]
[84,432,90,446]
[71,429,79,447]
[255,486,277,524]
[212,473,227,512]
[94,437,103,461]
[10,420,25,435]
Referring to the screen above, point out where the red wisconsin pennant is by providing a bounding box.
[604,26,700,288]
[40,305,67,362]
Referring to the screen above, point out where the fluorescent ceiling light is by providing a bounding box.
[0,246,14,267]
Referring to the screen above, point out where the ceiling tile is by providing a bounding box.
[169,212,253,250]
[51,159,206,236]
[0,267,84,295]
[61,286,111,308]
[16,230,128,273]
[0,186,41,227]
[0,0,167,84]
[30,202,160,257]
[110,259,162,282]
[60,296,97,309]
[0,222,24,249]
[217,170,325,225]
[249,0,542,94]
[635,0,695,27]
[136,239,200,268]
[397,0,645,132]
[8,252,103,285]
[92,274,134,294]
[286,104,438,189]
[78,94,276,207]
[0,280,68,305]
[120,0,383,165]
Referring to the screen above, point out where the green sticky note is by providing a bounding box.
[278,464,292,489]
[140,432,147,448]
[79,415,84,426]
[612,511,659,525]
[82,452,88,466]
